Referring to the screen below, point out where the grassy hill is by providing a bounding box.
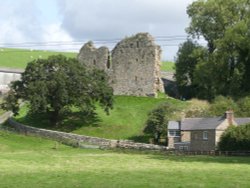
[0,129,249,188]
[0,48,77,69]
[161,61,175,72]
[14,96,186,141]
[0,48,174,71]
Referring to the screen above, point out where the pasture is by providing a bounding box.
[0,48,76,69]
[0,130,249,188]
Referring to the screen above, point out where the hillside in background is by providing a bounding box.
[0,48,77,69]
[0,48,175,72]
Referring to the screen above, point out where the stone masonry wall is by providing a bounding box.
[8,118,167,151]
[78,41,110,71]
[78,33,164,97]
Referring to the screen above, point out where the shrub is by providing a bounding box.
[208,96,238,116]
[218,124,250,151]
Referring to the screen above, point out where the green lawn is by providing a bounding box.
[0,130,249,188]
[161,61,175,72]
[0,48,77,69]
[14,96,186,141]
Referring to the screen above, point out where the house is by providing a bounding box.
[168,111,250,151]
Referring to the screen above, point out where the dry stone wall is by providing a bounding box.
[8,118,167,151]
[78,33,164,97]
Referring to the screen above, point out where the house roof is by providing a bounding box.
[235,118,250,126]
[168,121,180,129]
[180,117,225,130]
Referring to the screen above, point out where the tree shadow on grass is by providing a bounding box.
[147,153,250,165]
[14,111,101,133]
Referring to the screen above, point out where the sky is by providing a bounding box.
[0,0,195,61]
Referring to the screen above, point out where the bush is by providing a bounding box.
[185,99,210,117]
[218,124,250,151]
[237,96,250,117]
[208,96,238,116]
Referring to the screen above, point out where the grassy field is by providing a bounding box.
[0,130,249,188]
[15,96,186,141]
[0,48,77,69]
[161,61,175,72]
[0,48,174,71]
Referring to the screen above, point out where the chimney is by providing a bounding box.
[225,110,234,125]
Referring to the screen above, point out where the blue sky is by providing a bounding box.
[0,0,195,61]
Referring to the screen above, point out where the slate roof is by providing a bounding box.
[168,121,180,129]
[180,117,225,130]
[235,118,250,126]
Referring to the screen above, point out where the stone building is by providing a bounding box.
[168,111,250,151]
[78,33,164,97]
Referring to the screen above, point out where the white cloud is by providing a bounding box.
[58,0,195,60]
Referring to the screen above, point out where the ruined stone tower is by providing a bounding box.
[78,33,164,97]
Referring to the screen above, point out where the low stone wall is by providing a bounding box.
[0,111,13,124]
[8,118,167,151]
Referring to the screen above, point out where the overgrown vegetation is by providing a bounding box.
[0,130,250,188]
[218,124,250,151]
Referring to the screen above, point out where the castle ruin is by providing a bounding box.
[78,33,164,97]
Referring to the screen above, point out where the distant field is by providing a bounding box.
[161,61,175,72]
[0,130,249,188]
[0,48,173,71]
[15,95,186,141]
[0,48,77,69]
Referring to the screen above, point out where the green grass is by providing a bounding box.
[161,61,175,72]
[14,96,186,141]
[0,130,250,188]
[0,48,77,69]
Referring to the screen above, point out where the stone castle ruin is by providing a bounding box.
[78,33,164,97]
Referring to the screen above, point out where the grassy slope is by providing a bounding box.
[0,48,77,69]
[15,96,186,140]
[0,130,250,188]
[161,61,175,72]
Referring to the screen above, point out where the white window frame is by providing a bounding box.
[168,130,180,137]
[203,131,208,140]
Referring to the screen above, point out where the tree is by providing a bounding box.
[218,124,250,151]
[143,102,180,144]
[1,55,113,125]
[186,0,250,99]
[174,39,204,99]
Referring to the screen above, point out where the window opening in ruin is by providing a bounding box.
[135,76,138,82]
[107,55,111,69]
[137,41,139,48]
[93,59,96,65]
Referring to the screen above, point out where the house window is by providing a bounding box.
[203,131,208,140]
[169,130,180,137]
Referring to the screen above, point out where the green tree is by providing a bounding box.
[174,39,204,99]
[186,0,250,98]
[143,102,180,144]
[237,96,250,117]
[218,124,250,151]
[1,55,113,125]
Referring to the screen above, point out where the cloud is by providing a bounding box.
[58,0,194,60]
[0,0,43,43]
[0,0,73,51]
